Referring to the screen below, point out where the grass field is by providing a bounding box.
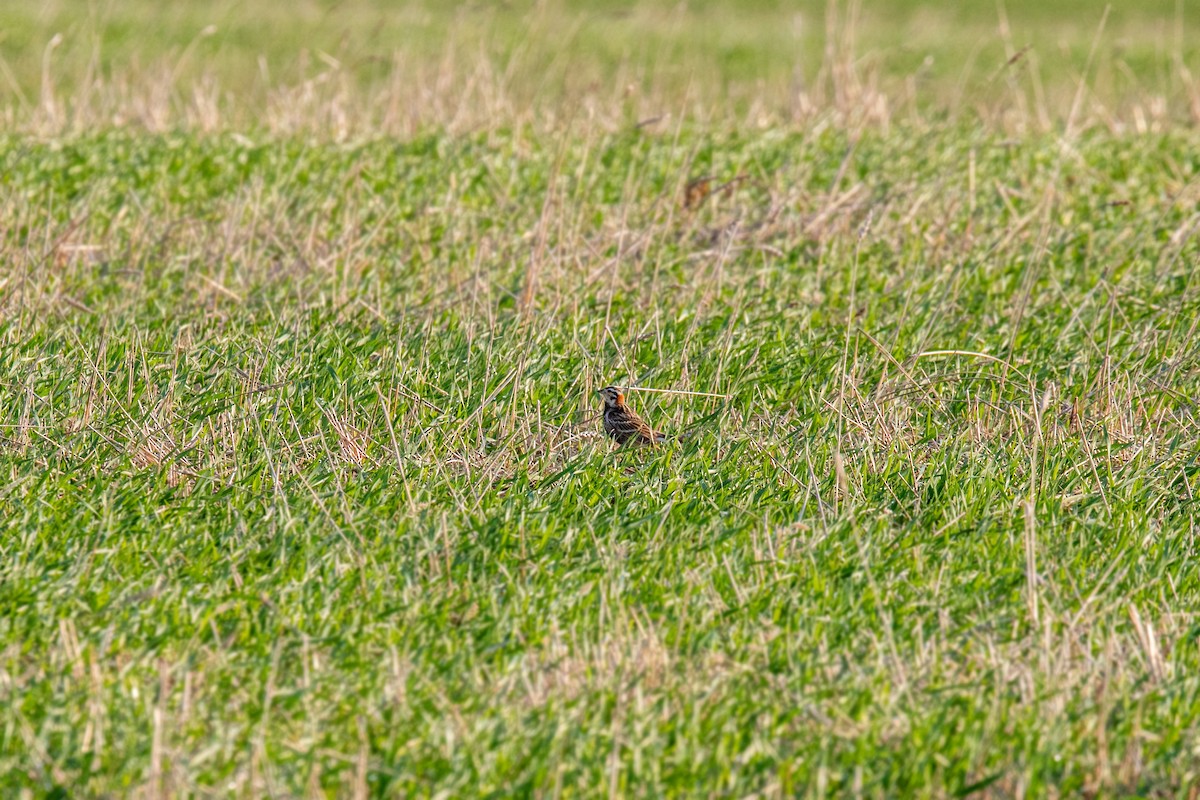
[3,1,1200,797]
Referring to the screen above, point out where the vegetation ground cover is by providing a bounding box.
[2,1,1200,796]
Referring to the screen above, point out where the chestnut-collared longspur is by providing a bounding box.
[597,386,665,446]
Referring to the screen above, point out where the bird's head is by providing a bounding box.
[597,386,625,408]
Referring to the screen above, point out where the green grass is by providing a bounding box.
[3,1,1200,798]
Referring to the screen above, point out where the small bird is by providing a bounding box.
[683,176,714,210]
[682,174,750,210]
[597,386,665,446]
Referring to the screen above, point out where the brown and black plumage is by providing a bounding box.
[597,386,665,446]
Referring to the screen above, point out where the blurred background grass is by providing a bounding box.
[2,0,1198,133]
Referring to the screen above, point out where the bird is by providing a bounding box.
[682,174,750,210]
[596,386,665,446]
[683,176,714,210]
